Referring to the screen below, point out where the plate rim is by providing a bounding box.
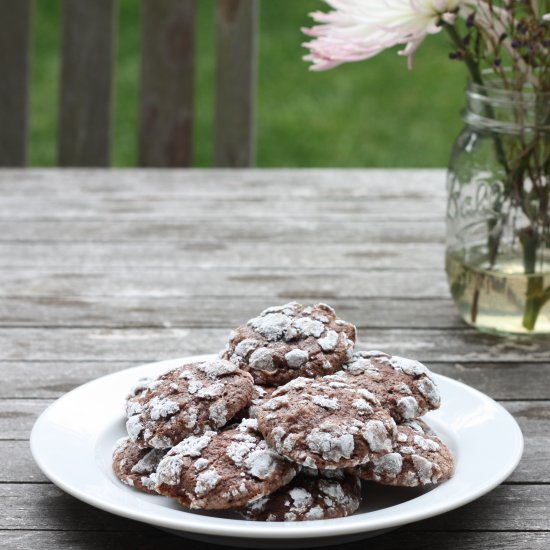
[30,354,524,540]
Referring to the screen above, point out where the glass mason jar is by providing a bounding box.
[446,80,550,336]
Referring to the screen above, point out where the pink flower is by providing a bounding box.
[303,0,463,71]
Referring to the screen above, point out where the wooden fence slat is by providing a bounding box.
[0,0,32,167]
[214,0,258,167]
[138,0,196,167]
[58,0,116,167]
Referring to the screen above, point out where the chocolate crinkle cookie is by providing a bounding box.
[241,471,362,522]
[113,303,456,521]
[155,418,299,510]
[222,302,356,386]
[232,385,277,423]
[256,376,397,469]
[125,359,254,449]
[328,351,441,422]
[112,437,168,494]
[350,423,454,487]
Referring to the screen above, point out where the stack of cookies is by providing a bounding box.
[113,302,454,522]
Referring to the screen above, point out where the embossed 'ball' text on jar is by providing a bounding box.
[446,79,550,336]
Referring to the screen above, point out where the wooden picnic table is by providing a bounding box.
[1,169,549,550]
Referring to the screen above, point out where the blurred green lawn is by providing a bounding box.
[30,0,467,167]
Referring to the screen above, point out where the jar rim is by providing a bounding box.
[464,69,550,132]
[468,82,550,102]
[467,69,550,101]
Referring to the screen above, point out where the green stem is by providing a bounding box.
[445,25,483,85]
[519,226,544,331]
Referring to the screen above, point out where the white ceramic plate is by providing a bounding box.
[30,354,523,549]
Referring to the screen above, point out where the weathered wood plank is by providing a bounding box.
[0,328,549,363]
[0,268,452,298]
[0,169,447,198]
[0,484,145,531]
[0,296,458,329]
[0,195,444,221]
[4,361,550,401]
[0,362,136,399]
[214,0,258,167]
[1,484,548,531]
[0,0,32,167]
[433,363,550,401]
[505,401,550,483]
[423,479,543,528]
[58,0,115,166]
[0,399,51,440]
[412,485,550,531]
[139,0,196,167]
[0,441,46,483]
[1,402,545,482]
[0,242,445,270]
[2,169,547,543]
[0,219,446,244]
[2,530,549,550]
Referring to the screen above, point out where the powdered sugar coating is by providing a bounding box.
[249,348,275,372]
[195,469,221,496]
[312,396,340,411]
[350,423,454,487]
[256,376,397,469]
[318,330,339,352]
[397,396,420,420]
[155,419,298,510]
[125,359,254,449]
[112,437,168,494]
[293,317,324,338]
[333,351,441,422]
[241,472,362,522]
[222,303,356,386]
[285,349,309,369]
[249,313,292,341]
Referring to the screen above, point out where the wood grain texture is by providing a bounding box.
[2,524,550,550]
[2,531,549,550]
[139,0,196,167]
[0,441,46,483]
[0,268,453,298]
[0,399,51,440]
[58,0,115,166]
[0,0,32,167]
[0,241,445,269]
[0,169,547,547]
[0,195,444,220]
[0,219,446,243]
[1,327,549,363]
[214,0,258,167]
[0,296,459,329]
[0,168,447,197]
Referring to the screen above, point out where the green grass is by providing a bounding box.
[30,0,467,167]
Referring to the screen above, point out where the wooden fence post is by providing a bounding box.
[58,0,116,167]
[214,0,258,167]
[0,0,32,167]
[139,0,196,167]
